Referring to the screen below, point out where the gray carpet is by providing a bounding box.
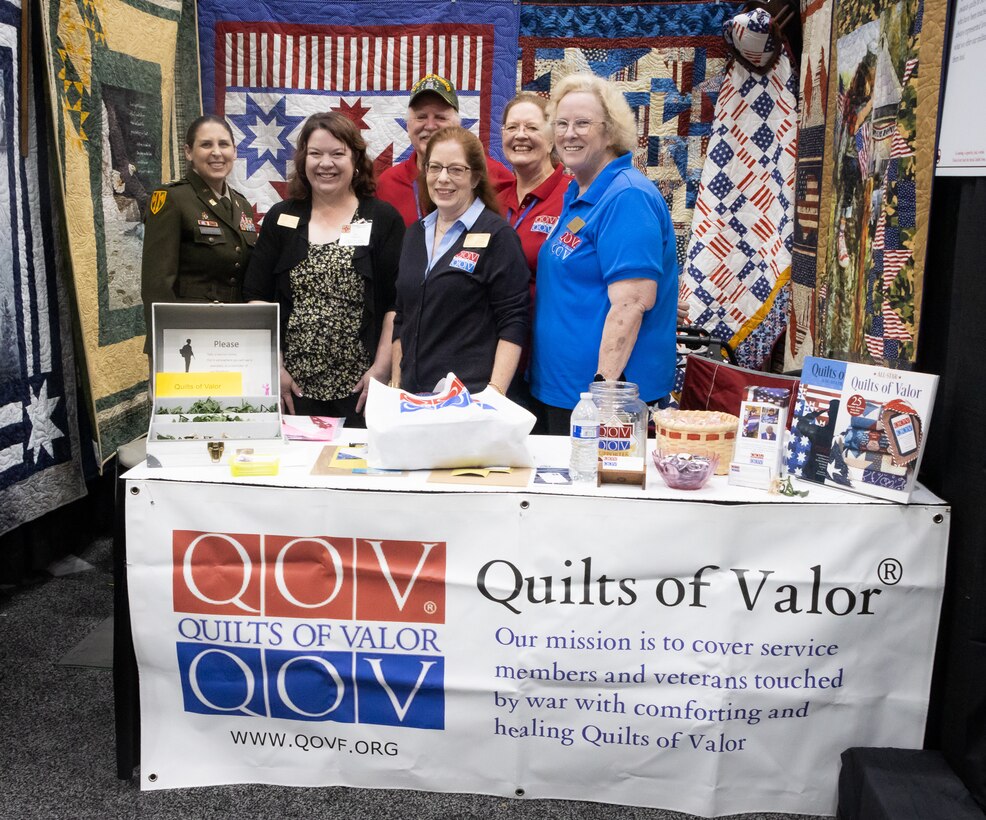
[0,536,829,820]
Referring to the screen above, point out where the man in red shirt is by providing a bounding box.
[376,73,514,225]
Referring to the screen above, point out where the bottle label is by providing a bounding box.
[571,425,598,439]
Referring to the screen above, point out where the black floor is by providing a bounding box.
[0,536,827,820]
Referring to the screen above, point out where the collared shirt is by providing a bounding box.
[531,152,678,408]
[422,197,485,273]
[496,163,569,276]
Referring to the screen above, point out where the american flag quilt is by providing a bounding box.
[1,0,85,535]
[197,0,521,222]
[518,0,740,268]
[679,9,798,370]
[818,0,943,366]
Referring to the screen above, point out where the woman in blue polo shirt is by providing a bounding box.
[530,73,679,434]
[392,126,529,395]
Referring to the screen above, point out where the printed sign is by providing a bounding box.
[127,484,947,815]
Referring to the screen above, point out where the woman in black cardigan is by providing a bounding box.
[243,113,404,425]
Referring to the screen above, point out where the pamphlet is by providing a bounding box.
[729,387,789,489]
[785,356,938,502]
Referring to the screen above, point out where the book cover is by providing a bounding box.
[785,357,938,502]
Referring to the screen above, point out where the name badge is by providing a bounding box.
[340,220,372,246]
[198,226,223,236]
[277,213,300,229]
[463,232,490,248]
[566,216,586,234]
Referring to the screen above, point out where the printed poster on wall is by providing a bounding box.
[126,484,947,817]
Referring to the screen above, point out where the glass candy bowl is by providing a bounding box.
[652,450,720,490]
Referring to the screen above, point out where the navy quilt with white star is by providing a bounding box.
[197,0,521,222]
[0,0,85,536]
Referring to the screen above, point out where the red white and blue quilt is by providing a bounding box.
[197,0,521,221]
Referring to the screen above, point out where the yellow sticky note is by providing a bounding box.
[450,466,511,477]
[155,371,243,397]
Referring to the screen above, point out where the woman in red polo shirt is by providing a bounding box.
[497,93,569,414]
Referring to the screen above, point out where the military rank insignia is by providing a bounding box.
[150,190,167,214]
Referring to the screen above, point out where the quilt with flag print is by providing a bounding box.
[1,0,85,536]
[197,0,521,223]
[818,0,943,366]
[679,9,798,370]
[40,0,186,463]
[518,0,740,268]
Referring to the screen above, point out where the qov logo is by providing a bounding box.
[176,643,445,728]
[172,532,446,622]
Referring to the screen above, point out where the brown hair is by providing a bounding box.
[287,112,375,200]
[185,115,234,149]
[418,126,500,215]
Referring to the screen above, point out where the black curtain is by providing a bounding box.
[918,176,986,809]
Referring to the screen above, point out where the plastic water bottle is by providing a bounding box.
[570,392,599,484]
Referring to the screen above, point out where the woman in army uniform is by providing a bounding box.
[140,115,257,353]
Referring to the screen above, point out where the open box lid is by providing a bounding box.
[150,303,280,403]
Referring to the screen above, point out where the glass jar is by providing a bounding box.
[590,381,649,459]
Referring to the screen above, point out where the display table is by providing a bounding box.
[123,435,949,818]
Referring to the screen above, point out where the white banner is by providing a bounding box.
[126,481,948,816]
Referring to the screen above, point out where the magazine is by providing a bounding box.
[785,357,938,502]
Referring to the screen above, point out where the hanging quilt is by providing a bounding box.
[197,0,521,222]
[818,0,944,366]
[39,0,185,462]
[518,0,740,269]
[785,0,835,371]
[0,0,85,535]
[680,8,799,370]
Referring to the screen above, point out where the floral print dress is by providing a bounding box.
[283,241,370,401]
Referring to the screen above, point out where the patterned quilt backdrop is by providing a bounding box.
[519,0,740,270]
[197,0,521,223]
[39,0,186,463]
[0,0,85,536]
[817,0,944,366]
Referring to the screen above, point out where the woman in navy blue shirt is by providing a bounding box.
[392,126,529,395]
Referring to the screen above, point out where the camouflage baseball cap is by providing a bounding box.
[409,74,459,111]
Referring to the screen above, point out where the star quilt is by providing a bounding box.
[1,0,85,535]
[197,0,521,222]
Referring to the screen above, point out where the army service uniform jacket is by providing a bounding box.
[140,170,257,350]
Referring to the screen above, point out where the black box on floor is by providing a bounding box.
[838,747,984,819]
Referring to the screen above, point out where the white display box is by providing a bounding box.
[146,303,283,468]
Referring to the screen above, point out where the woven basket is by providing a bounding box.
[652,409,738,475]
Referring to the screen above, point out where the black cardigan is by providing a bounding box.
[242,196,405,354]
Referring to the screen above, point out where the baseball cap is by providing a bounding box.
[409,74,459,111]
